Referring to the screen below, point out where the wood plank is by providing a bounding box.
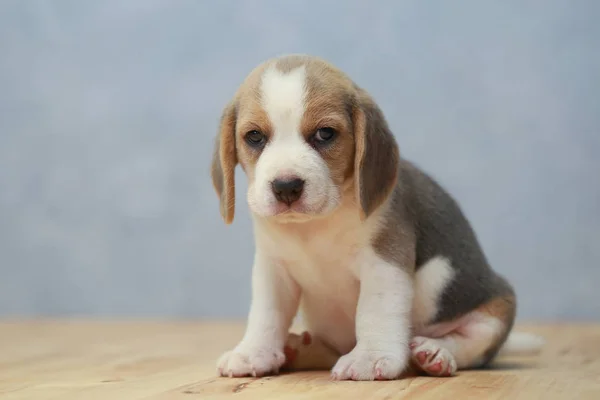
[0,321,598,399]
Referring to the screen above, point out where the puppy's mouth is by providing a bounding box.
[272,202,313,217]
[272,211,315,224]
[267,200,336,223]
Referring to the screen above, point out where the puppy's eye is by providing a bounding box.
[314,127,336,143]
[245,130,266,146]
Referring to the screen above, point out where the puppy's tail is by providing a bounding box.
[497,331,545,357]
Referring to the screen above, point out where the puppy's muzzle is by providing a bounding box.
[271,177,305,206]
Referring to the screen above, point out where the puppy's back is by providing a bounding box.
[395,160,515,324]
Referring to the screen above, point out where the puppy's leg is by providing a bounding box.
[331,252,413,381]
[217,251,300,377]
[411,295,516,377]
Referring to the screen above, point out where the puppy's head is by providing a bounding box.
[211,55,399,224]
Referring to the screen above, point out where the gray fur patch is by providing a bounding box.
[373,160,516,325]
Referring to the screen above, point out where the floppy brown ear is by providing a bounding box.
[210,102,238,224]
[353,89,400,219]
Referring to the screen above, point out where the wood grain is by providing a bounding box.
[0,321,598,399]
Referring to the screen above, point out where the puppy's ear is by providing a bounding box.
[353,89,400,219]
[211,101,238,224]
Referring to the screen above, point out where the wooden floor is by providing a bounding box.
[0,321,599,399]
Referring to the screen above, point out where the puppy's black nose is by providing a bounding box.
[271,178,305,205]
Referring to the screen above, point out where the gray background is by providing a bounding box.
[1,0,599,320]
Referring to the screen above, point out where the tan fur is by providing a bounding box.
[302,79,355,187]
[478,295,517,363]
[235,101,272,174]
[371,164,417,273]
[352,89,401,219]
[210,63,271,224]
[210,102,237,224]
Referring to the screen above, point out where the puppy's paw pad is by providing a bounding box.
[217,347,285,378]
[410,337,457,377]
[331,348,407,381]
[281,331,313,368]
[282,345,298,366]
[284,331,313,349]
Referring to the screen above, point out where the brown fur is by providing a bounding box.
[300,62,356,188]
[210,62,271,224]
[210,102,237,224]
[352,89,401,219]
[371,168,417,273]
[478,295,517,364]
[235,102,273,174]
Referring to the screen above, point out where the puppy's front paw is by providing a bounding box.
[217,346,285,378]
[331,346,408,381]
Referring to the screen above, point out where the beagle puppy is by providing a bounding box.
[211,54,543,380]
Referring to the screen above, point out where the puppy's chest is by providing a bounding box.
[257,217,376,353]
[268,224,364,294]
[271,225,366,353]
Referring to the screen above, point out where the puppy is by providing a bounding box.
[211,54,543,380]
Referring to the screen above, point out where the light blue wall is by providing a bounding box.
[1,0,599,320]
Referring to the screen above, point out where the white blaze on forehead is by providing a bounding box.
[260,65,307,137]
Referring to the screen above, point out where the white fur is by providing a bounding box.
[412,256,455,329]
[498,331,545,356]
[217,248,300,377]
[330,247,413,380]
[247,65,341,221]
[219,193,416,380]
[253,200,375,356]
